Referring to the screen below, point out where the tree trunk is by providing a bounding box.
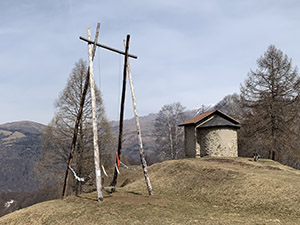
[76,122,84,196]
[168,121,174,159]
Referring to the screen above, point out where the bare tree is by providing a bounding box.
[214,93,243,119]
[196,104,212,115]
[37,59,114,195]
[239,45,300,161]
[154,102,187,160]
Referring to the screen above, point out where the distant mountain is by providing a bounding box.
[0,121,45,192]
[0,121,45,134]
[111,113,158,164]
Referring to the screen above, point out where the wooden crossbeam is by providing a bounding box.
[79,36,138,59]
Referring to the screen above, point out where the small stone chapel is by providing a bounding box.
[179,109,240,158]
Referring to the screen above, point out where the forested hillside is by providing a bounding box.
[0,121,48,217]
[0,121,44,192]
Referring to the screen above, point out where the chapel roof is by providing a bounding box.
[179,109,240,127]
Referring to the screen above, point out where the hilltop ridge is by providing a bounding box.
[0,121,45,134]
[1,157,300,224]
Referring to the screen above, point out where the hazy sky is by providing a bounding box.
[1,0,300,125]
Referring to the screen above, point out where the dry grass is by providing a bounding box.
[1,157,300,224]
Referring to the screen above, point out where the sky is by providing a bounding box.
[1,0,300,125]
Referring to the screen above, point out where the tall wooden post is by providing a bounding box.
[62,23,100,199]
[125,41,153,195]
[110,35,130,190]
[88,26,103,202]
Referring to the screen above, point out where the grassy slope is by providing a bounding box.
[1,157,300,225]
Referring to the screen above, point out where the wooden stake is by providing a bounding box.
[62,23,100,199]
[124,40,153,196]
[88,26,103,202]
[110,35,130,190]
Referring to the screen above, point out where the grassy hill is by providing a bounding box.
[1,157,300,224]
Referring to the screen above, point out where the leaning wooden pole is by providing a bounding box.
[62,23,100,199]
[110,35,130,190]
[124,41,153,195]
[87,26,103,202]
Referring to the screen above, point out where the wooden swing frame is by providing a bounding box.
[62,23,152,202]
